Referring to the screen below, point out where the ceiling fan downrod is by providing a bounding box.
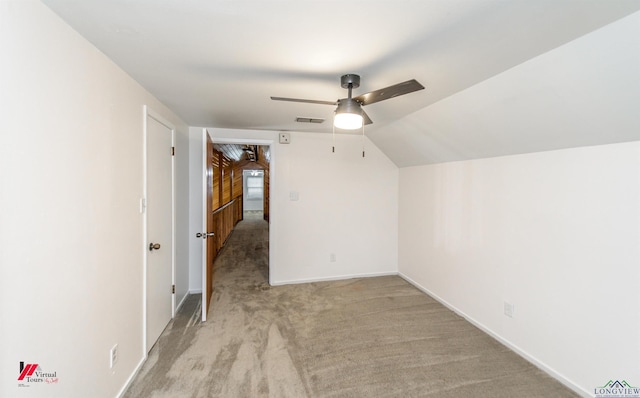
[341,74,360,100]
[335,74,364,124]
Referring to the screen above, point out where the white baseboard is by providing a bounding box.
[398,273,590,398]
[189,288,202,294]
[270,271,398,286]
[176,292,189,312]
[116,354,147,398]
[118,291,195,397]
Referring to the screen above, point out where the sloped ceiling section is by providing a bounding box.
[40,0,640,166]
[371,11,640,166]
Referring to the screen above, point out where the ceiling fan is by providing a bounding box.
[271,74,425,130]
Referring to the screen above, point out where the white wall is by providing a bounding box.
[201,129,399,285]
[0,2,189,397]
[399,141,640,396]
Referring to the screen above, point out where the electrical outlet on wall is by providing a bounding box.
[504,302,514,318]
[110,344,118,368]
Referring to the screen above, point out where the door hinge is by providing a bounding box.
[171,146,175,156]
[172,284,175,294]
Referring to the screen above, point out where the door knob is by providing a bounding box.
[149,243,161,251]
[196,232,215,239]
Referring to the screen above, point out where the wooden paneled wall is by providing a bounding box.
[211,149,220,210]
[232,166,243,201]
[259,146,270,222]
[221,156,232,204]
[210,199,243,259]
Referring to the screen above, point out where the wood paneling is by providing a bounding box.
[210,199,242,260]
[222,156,232,205]
[232,166,243,200]
[205,135,215,316]
[263,167,270,222]
[213,143,243,161]
[211,147,220,210]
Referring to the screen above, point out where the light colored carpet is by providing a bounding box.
[123,216,577,398]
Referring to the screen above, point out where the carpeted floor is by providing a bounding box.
[123,215,577,398]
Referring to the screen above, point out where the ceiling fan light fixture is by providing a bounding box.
[272,74,424,131]
[334,99,363,130]
[334,113,363,130]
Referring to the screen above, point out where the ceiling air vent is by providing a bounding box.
[295,117,324,124]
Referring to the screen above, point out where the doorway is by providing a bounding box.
[201,136,273,321]
[243,170,264,218]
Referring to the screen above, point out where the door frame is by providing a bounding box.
[200,129,211,322]
[202,134,274,309]
[143,105,176,354]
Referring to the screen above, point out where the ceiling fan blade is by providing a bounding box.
[362,109,373,125]
[270,96,337,106]
[353,79,425,106]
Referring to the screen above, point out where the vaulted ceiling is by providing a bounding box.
[41,0,640,166]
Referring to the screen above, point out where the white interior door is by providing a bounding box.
[146,111,174,352]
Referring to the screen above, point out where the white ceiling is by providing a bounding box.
[41,0,640,166]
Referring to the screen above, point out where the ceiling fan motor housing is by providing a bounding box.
[341,74,360,89]
[335,98,362,115]
[334,97,364,130]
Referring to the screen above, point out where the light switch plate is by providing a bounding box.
[279,132,291,144]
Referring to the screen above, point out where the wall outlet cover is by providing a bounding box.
[504,302,514,318]
[279,133,291,144]
[110,344,118,368]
